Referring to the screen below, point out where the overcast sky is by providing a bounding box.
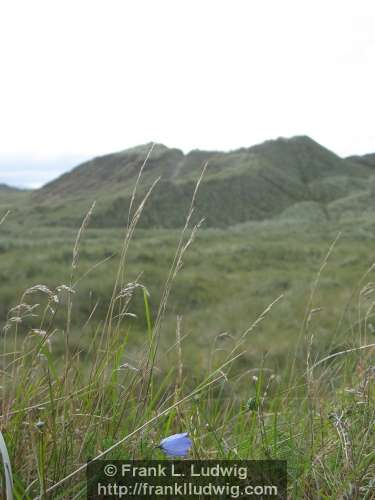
[0,0,374,188]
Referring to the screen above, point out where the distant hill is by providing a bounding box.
[0,184,29,215]
[347,153,375,169]
[29,136,374,228]
[0,183,23,192]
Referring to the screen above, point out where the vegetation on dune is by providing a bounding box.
[347,152,375,169]
[4,135,375,230]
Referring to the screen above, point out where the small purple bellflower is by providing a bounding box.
[159,432,192,457]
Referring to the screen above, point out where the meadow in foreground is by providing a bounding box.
[0,180,374,499]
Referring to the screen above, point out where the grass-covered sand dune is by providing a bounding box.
[6,135,375,230]
[0,141,374,498]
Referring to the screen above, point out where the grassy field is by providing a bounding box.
[0,194,374,497]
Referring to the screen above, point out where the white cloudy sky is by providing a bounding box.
[0,0,374,188]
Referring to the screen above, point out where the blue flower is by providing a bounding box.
[159,432,192,457]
